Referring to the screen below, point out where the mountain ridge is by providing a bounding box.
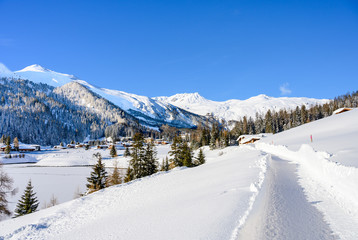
[2,63,329,123]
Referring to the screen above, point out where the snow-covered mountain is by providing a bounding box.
[155,92,330,121]
[0,63,14,78]
[15,64,80,87]
[2,63,329,125]
[0,63,211,129]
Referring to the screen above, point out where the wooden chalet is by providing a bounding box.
[333,107,353,115]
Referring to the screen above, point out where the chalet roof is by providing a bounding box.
[237,133,273,144]
[333,107,353,115]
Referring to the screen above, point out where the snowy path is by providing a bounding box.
[238,155,338,240]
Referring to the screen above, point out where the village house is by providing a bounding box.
[0,143,40,152]
[237,133,272,145]
[333,107,353,115]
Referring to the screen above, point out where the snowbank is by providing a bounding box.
[256,142,358,239]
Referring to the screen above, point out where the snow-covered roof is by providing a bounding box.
[237,134,272,144]
[333,107,353,115]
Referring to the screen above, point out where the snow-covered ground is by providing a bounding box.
[252,109,358,239]
[0,146,267,239]
[1,145,172,218]
[3,165,92,217]
[1,109,357,239]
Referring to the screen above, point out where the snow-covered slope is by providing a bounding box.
[0,63,14,78]
[155,92,329,121]
[0,146,268,239]
[74,80,208,128]
[15,64,79,87]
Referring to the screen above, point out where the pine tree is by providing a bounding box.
[209,122,219,150]
[14,180,39,217]
[108,161,122,186]
[169,136,183,167]
[160,159,165,171]
[110,145,117,157]
[129,133,147,179]
[143,141,158,176]
[86,154,108,194]
[124,166,133,183]
[5,136,10,146]
[264,110,273,133]
[124,146,131,157]
[181,142,193,167]
[0,164,14,217]
[4,145,10,154]
[160,156,170,171]
[195,148,206,166]
[13,137,19,152]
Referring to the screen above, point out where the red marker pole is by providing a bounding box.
[310,134,313,142]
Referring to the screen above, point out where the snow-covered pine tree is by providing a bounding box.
[4,145,10,154]
[195,148,205,166]
[110,145,117,157]
[0,164,14,217]
[13,137,19,151]
[14,180,39,217]
[108,161,122,186]
[124,146,131,157]
[86,153,108,194]
[5,136,10,146]
[124,166,133,183]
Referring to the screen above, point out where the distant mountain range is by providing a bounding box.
[0,62,329,140]
[155,93,329,121]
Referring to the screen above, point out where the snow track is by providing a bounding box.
[239,154,337,240]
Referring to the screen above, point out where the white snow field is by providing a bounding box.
[0,146,267,240]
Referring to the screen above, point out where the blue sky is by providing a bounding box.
[1,0,357,101]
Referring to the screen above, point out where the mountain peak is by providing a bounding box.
[17,64,49,73]
[168,92,208,104]
[0,63,12,75]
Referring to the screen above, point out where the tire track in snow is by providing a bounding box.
[238,155,338,240]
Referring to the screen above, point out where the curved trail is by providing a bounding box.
[238,155,338,240]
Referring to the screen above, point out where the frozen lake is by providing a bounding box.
[3,164,92,218]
